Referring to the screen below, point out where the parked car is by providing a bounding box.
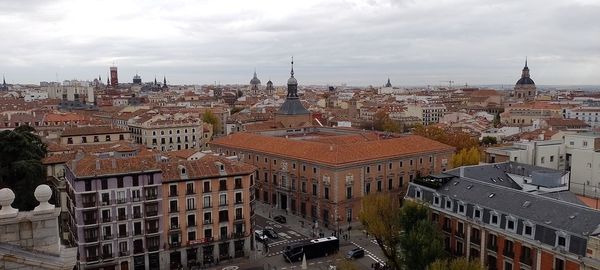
[346,248,365,259]
[255,230,268,242]
[273,215,287,224]
[263,227,279,239]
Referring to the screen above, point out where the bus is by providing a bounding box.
[283,236,339,262]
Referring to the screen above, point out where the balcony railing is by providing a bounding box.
[132,197,141,202]
[119,251,129,257]
[102,253,113,260]
[147,227,159,234]
[487,244,497,252]
[133,212,142,219]
[134,247,144,254]
[203,203,212,209]
[503,249,514,258]
[102,216,112,222]
[186,189,195,195]
[146,211,158,217]
[148,245,160,252]
[219,217,229,223]
[84,236,99,242]
[442,225,452,233]
[117,198,127,204]
[103,234,113,240]
[219,201,228,207]
[118,214,128,221]
[203,219,213,225]
[235,215,244,221]
[203,189,211,193]
[235,200,243,205]
[169,242,181,248]
[119,232,128,238]
[170,224,180,230]
[454,230,465,238]
[145,194,158,200]
[234,231,246,238]
[235,184,243,190]
[169,207,179,213]
[470,237,481,245]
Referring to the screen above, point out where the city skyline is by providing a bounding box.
[1,0,599,86]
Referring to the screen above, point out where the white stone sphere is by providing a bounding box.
[0,188,15,207]
[34,184,52,203]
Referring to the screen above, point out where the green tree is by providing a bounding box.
[202,110,221,135]
[481,136,497,145]
[359,196,446,270]
[0,125,47,210]
[413,124,478,152]
[429,257,484,270]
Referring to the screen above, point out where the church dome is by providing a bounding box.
[250,71,261,85]
[267,80,273,85]
[516,77,535,85]
[250,77,261,85]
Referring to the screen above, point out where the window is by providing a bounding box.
[506,217,516,232]
[445,197,453,210]
[433,194,441,207]
[324,187,329,200]
[555,258,565,270]
[457,202,466,215]
[366,166,370,173]
[376,181,382,192]
[365,183,371,194]
[388,178,393,190]
[399,161,403,167]
[473,207,481,220]
[541,157,545,163]
[186,197,196,210]
[346,187,352,199]
[312,183,317,196]
[203,181,211,193]
[377,164,381,171]
[550,155,554,162]
[169,185,177,196]
[556,233,568,249]
[187,214,196,227]
[219,179,227,191]
[219,194,227,206]
[117,177,123,188]
[583,141,588,147]
[186,182,194,194]
[490,212,499,226]
[504,261,512,270]
[415,188,422,200]
[523,222,534,238]
[101,179,108,189]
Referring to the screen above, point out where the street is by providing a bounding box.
[201,202,387,270]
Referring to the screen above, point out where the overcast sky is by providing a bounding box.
[0,0,599,86]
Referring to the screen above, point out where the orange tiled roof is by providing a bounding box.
[211,132,454,166]
[68,154,161,178]
[42,152,77,165]
[161,155,256,181]
[44,112,87,122]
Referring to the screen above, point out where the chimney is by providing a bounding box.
[111,159,116,168]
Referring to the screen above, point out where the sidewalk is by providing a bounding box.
[254,201,364,240]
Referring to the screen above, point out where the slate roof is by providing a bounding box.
[417,176,600,236]
[276,99,310,115]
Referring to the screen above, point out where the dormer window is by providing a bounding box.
[473,206,482,221]
[445,197,453,211]
[556,232,569,250]
[457,201,466,215]
[505,216,517,232]
[181,168,186,174]
[523,221,534,238]
[433,194,441,207]
[490,212,500,226]
[415,188,422,200]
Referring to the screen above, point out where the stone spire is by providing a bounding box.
[521,57,530,78]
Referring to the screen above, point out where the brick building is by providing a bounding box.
[160,155,256,269]
[211,126,454,229]
[65,155,164,270]
[406,162,600,270]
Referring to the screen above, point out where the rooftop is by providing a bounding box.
[211,127,454,166]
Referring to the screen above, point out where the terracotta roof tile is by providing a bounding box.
[61,126,128,136]
[211,132,454,166]
[161,155,256,181]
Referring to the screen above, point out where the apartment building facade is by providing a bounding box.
[160,156,256,269]
[65,155,164,270]
[60,126,130,145]
[405,103,447,125]
[128,113,210,152]
[211,127,454,228]
[564,132,600,196]
[406,166,600,270]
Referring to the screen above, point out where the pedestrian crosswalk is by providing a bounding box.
[277,230,302,239]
